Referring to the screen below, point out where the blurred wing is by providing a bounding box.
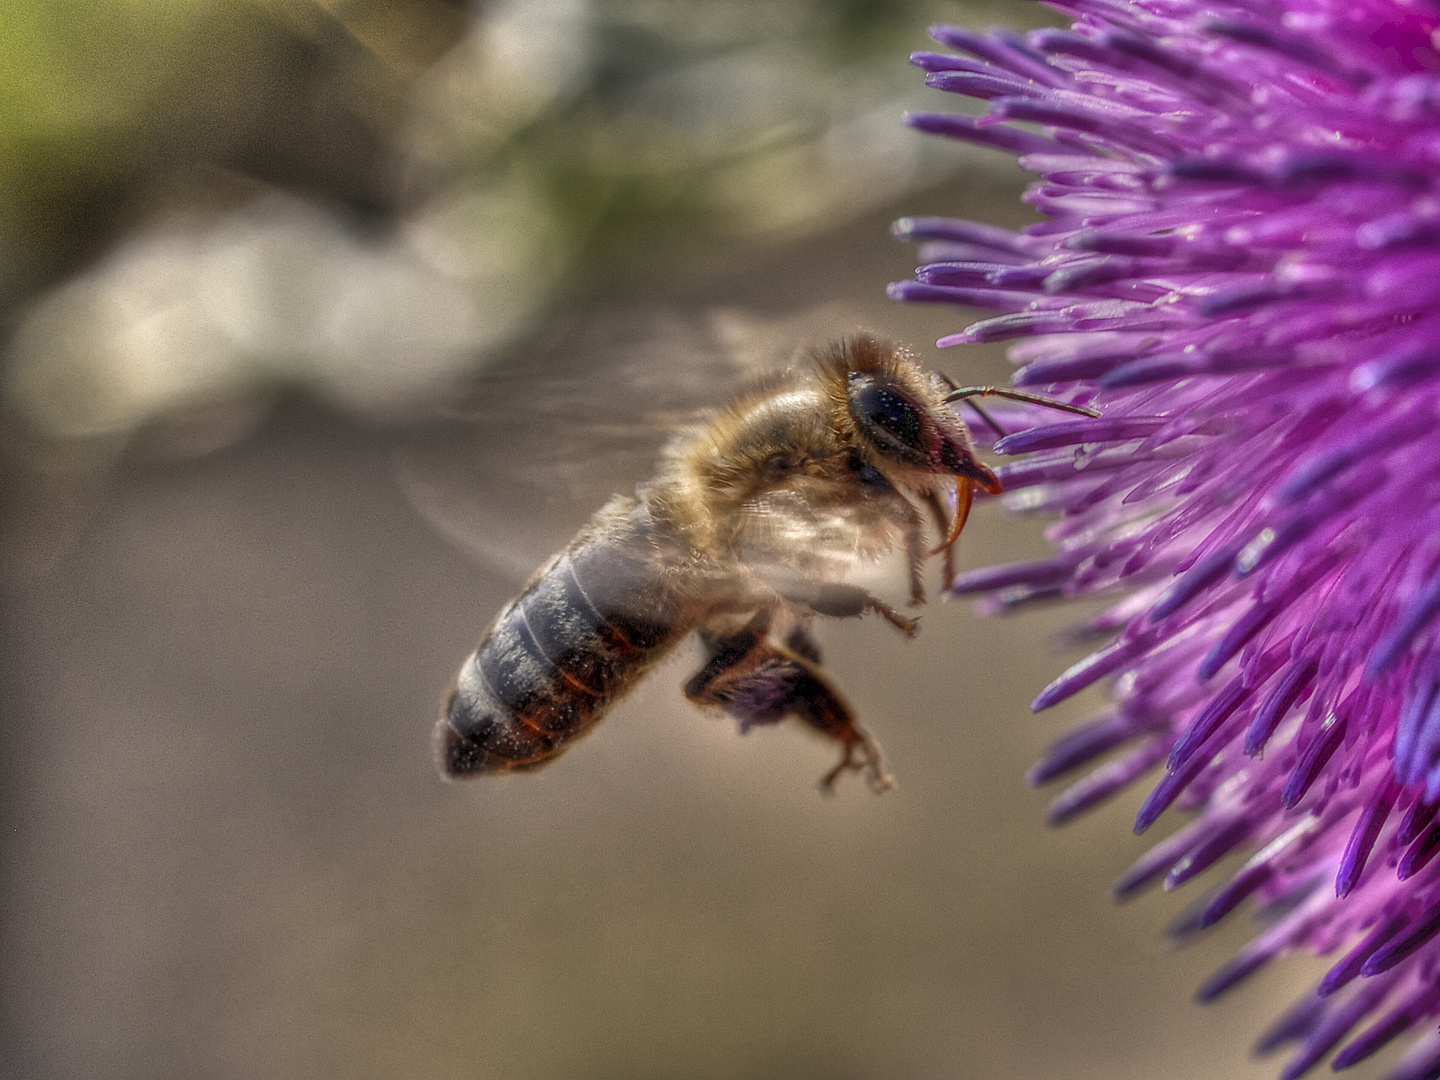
[395,304,851,582]
[742,493,871,572]
[736,481,935,603]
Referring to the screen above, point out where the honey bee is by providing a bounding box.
[437,333,1095,792]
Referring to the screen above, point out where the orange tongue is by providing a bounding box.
[947,478,974,549]
[931,478,975,557]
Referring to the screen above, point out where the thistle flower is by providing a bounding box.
[890,3,1440,1077]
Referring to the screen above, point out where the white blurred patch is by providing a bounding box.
[408,0,594,162]
[7,192,561,438]
[5,0,1007,447]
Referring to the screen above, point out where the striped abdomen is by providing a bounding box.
[439,496,693,775]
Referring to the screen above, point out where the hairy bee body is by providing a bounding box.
[441,495,699,774]
[436,334,1092,791]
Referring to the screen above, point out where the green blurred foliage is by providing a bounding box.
[0,0,1054,314]
[0,0,1061,463]
[0,0,423,310]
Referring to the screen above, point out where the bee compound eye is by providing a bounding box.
[846,455,894,490]
[852,383,926,456]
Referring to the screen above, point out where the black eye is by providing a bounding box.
[847,454,894,490]
[852,382,926,457]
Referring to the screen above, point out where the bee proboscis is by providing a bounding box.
[437,333,1095,792]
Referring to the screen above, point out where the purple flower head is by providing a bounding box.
[893,2,1440,1077]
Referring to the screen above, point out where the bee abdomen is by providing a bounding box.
[439,497,689,776]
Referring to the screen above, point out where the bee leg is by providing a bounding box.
[695,611,768,655]
[901,500,927,606]
[769,579,919,638]
[862,595,920,638]
[686,622,767,710]
[684,624,893,794]
[922,489,956,592]
[781,622,822,664]
[818,725,891,795]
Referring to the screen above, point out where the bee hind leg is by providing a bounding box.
[684,622,893,794]
[781,622,822,664]
[819,727,890,795]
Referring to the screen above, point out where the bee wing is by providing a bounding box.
[737,486,924,597]
[395,305,852,582]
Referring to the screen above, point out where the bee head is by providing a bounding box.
[822,335,1001,494]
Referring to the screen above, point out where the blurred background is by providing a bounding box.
[1,2,1339,1078]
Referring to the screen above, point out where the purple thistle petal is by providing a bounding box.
[1195,948,1274,1004]
[884,280,1038,311]
[1047,735,1169,826]
[1278,410,1436,504]
[925,70,1042,101]
[949,556,1080,596]
[1113,811,1230,900]
[1026,709,1160,785]
[1198,885,1337,1002]
[1351,341,1440,391]
[1372,578,1440,679]
[1334,987,1440,1069]
[1134,737,1218,834]
[1396,795,1439,848]
[1201,17,1372,87]
[903,111,1067,157]
[1199,595,1283,682]
[1280,711,1347,809]
[894,2,1440,1071]
[1318,911,1409,998]
[1361,898,1440,977]
[993,415,1167,455]
[1398,676,1440,789]
[890,216,1030,253]
[1163,815,1253,891]
[1171,643,1288,772]
[1165,674,1249,772]
[917,262,1048,288]
[1246,656,1319,756]
[1198,817,1322,929]
[1148,545,1242,623]
[1255,993,1329,1056]
[1396,823,1440,881]
[1277,978,1397,1080]
[927,24,1071,89]
[1032,629,1161,712]
[1014,349,1145,385]
[1336,777,1398,898]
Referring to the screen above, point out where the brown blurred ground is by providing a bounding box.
[0,187,1333,1080]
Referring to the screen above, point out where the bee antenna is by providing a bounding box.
[943,385,1102,439]
[959,398,1008,440]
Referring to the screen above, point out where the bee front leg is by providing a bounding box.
[684,621,893,794]
[922,489,956,593]
[900,499,927,606]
